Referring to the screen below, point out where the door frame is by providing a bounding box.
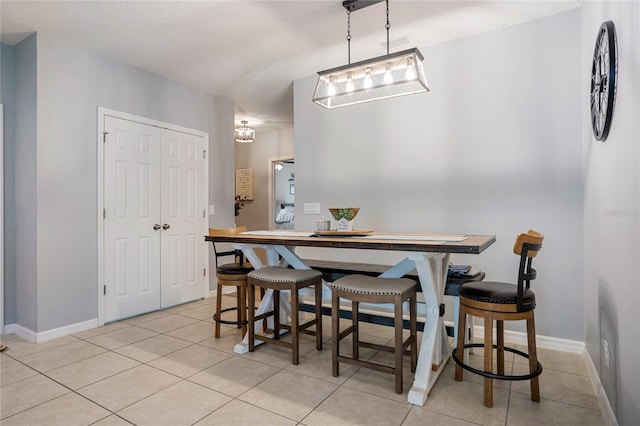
[97,107,209,325]
[267,155,294,229]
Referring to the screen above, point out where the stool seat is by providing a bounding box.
[459,281,535,311]
[249,267,321,284]
[217,263,254,275]
[331,274,417,394]
[247,267,323,365]
[330,275,416,296]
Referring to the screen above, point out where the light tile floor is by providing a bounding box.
[0,296,606,426]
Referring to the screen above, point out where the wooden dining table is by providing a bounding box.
[205,230,495,406]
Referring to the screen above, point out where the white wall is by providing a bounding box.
[6,33,234,332]
[294,11,583,340]
[582,3,640,424]
[235,127,294,231]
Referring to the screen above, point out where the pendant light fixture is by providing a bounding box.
[234,120,255,143]
[312,0,429,109]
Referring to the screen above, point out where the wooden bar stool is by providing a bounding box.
[209,227,254,338]
[330,274,417,394]
[247,267,323,365]
[452,230,544,407]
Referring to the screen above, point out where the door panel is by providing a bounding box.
[160,129,205,307]
[104,116,162,321]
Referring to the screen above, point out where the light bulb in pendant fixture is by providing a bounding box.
[345,72,355,92]
[363,67,373,89]
[383,63,394,85]
[327,76,336,96]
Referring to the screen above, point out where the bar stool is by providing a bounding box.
[247,267,323,365]
[452,230,544,407]
[209,227,254,338]
[330,274,417,394]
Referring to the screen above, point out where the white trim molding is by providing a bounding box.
[473,324,585,353]
[3,319,98,343]
[584,348,618,426]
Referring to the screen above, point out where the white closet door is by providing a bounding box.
[160,128,205,307]
[103,117,162,321]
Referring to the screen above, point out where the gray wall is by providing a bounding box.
[294,11,583,340]
[1,42,17,326]
[582,3,640,424]
[5,32,234,331]
[14,35,39,331]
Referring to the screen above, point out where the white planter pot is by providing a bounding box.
[337,218,353,232]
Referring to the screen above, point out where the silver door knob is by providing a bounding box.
[162,223,171,230]
[153,224,161,230]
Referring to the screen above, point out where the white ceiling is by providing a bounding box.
[1,0,580,130]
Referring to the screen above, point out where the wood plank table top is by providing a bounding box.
[205,231,495,255]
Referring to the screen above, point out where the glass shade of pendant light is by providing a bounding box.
[234,120,255,143]
[312,0,429,109]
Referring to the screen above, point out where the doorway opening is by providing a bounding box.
[268,156,294,230]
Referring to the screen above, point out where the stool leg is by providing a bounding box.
[527,313,541,402]
[239,281,248,337]
[352,300,359,360]
[248,281,255,352]
[497,319,505,376]
[454,305,467,381]
[332,290,340,377]
[291,286,300,365]
[410,294,417,373]
[314,280,323,351]
[394,294,403,394]
[215,281,223,338]
[483,311,494,408]
[236,286,242,329]
[260,287,268,332]
[274,290,280,340]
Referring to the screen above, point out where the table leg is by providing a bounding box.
[406,252,450,406]
[378,253,451,405]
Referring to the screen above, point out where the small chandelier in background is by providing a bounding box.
[313,0,429,109]
[234,120,255,143]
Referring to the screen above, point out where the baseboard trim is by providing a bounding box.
[3,323,37,343]
[3,319,98,343]
[472,324,585,353]
[584,348,618,426]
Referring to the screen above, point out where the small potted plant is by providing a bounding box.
[329,208,360,232]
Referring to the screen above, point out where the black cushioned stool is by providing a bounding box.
[247,267,323,365]
[209,227,254,338]
[330,274,417,394]
[452,230,544,408]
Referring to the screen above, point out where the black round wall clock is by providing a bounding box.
[590,20,617,142]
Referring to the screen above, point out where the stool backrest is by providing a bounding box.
[209,226,248,268]
[513,230,544,311]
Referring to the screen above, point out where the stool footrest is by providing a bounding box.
[336,355,395,375]
[213,307,248,326]
[451,343,543,381]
